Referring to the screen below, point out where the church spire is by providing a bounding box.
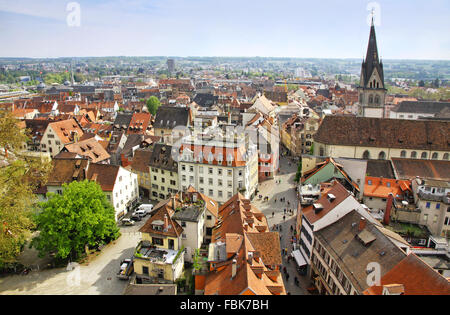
[361,19,384,88]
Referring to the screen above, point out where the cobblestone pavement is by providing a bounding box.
[253,156,311,295]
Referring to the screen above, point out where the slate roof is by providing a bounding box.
[113,113,133,130]
[314,116,450,151]
[315,210,407,293]
[193,93,218,108]
[394,101,450,115]
[149,143,178,172]
[360,21,385,88]
[153,106,190,129]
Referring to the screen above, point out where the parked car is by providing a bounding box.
[117,258,134,280]
[133,209,147,217]
[121,218,135,226]
[130,214,142,222]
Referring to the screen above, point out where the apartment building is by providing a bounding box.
[177,130,258,203]
[412,178,450,238]
[148,143,179,201]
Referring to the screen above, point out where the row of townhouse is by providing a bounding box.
[295,180,450,295]
[38,157,139,221]
[129,127,260,205]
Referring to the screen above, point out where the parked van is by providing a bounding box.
[138,204,154,212]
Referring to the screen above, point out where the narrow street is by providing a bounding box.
[253,156,310,295]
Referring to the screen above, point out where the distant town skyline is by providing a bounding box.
[0,0,449,60]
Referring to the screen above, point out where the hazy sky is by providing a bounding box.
[0,0,449,59]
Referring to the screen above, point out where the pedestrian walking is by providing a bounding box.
[283,215,286,221]
[284,208,286,214]
[272,211,274,218]
[286,273,290,281]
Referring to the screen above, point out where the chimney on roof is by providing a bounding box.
[384,193,394,225]
[164,214,169,229]
[231,259,237,279]
[327,193,336,203]
[247,252,254,265]
[359,217,366,232]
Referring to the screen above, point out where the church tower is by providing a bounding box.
[357,18,387,118]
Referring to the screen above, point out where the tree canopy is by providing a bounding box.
[32,180,120,261]
[0,111,51,266]
[146,96,161,116]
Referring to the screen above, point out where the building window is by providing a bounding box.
[432,153,438,160]
[362,150,370,160]
[400,151,406,158]
[444,153,449,160]
[378,151,386,160]
[411,151,417,159]
[421,152,427,159]
[436,203,440,209]
[426,202,431,209]
[152,237,164,246]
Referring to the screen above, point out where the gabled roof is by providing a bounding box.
[47,158,89,186]
[64,138,110,163]
[302,180,351,224]
[86,163,120,191]
[153,106,190,129]
[364,253,450,295]
[149,143,178,172]
[316,210,407,293]
[394,101,450,115]
[139,203,183,238]
[48,118,84,144]
[203,193,285,295]
[314,116,450,151]
[130,149,152,173]
[391,158,450,181]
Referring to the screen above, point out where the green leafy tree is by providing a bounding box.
[146,96,161,116]
[0,111,51,266]
[294,161,302,183]
[32,180,120,261]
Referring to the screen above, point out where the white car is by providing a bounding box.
[121,218,135,226]
[138,204,154,212]
[133,209,147,217]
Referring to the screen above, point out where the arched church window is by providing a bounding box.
[375,96,380,104]
[378,151,386,160]
[369,95,374,104]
